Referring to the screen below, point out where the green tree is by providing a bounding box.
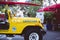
[28,6,40,17]
[31,0,43,6]
[44,12,54,23]
[0,6,2,11]
[27,0,43,17]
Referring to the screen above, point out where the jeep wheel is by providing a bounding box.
[24,27,42,40]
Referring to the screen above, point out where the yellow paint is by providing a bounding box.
[0,8,43,34]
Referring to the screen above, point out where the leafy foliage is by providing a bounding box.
[44,12,54,23]
[27,6,40,17]
[44,12,53,20]
[27,0,42,17]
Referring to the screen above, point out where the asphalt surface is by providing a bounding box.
[0,31,60,40]
[43,31,60,40]
[0,35,24,40]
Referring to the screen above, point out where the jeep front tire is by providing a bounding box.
[24,27,42,40]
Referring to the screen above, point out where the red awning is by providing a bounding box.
[44,6,55,12]
[49,4,60,9]
[37,4,59,12]
[0,2,40,6]
[45,4,60,12]
[37,6,52,12]
[37,8,44,12]
[43,6,50,11]
[37,4,60,12]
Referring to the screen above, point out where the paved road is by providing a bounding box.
[43,31,60,40]
[0,35,24,40]
[0,31,60,40]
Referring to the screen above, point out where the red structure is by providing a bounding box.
[37,4,60,30]
[0,2,40,6]
[37,6,55,12]
[49,4,60,24]
[0,0,12,2]
[37,8,44,12]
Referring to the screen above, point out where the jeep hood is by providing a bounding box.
[11,17,40,23]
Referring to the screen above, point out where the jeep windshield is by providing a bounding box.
[0,2,40,18]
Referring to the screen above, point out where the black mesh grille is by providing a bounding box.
[0,22,9,30]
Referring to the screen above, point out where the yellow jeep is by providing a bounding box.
[0,2,46,40]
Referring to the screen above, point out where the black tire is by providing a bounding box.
[24,27,42,40]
